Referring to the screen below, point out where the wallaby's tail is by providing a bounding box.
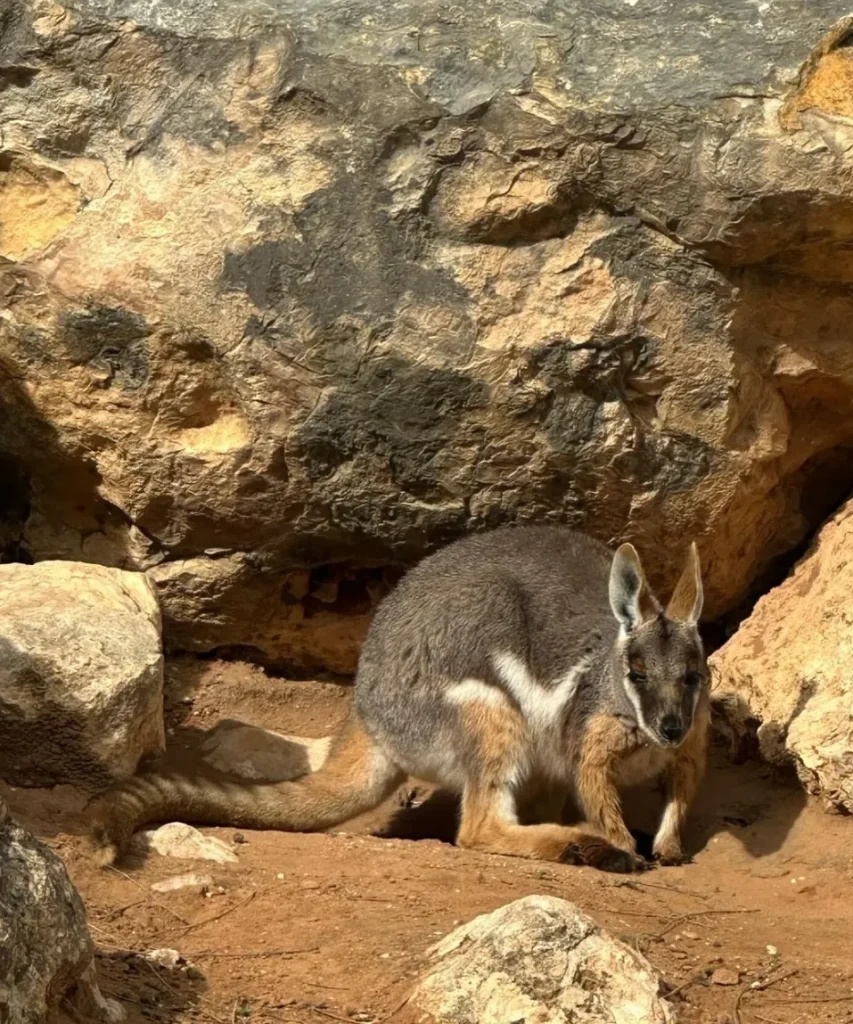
[88,712,404,867]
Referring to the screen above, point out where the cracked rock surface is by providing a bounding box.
[0,560,164,787]
[0,818,109,1024]
[2,0,853,670]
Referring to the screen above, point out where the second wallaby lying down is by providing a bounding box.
[90,526,709,874]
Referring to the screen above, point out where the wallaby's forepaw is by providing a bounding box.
[653,848,690,867]
[652,838,688,866]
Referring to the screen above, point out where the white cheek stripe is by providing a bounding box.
[491,651,588,731]
[621,675,659,743]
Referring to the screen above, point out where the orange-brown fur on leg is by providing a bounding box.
[653,696,709,864]
[88,712,404,867]
[452,700,641,873]
[575,713,643,863]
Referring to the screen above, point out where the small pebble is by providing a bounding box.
[277,873,285,880]
[711,968,741,987]
[766,945,779,957]
[145,948,182,969]
[682,930,700,941]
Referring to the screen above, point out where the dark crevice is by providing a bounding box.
[704,452,853,654]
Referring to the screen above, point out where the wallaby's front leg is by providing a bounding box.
[575,714,640,859]
[653,703,709,865]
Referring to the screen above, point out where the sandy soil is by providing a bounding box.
[6,655,853,1024]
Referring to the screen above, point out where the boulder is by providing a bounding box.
[0,817,115,1023]
[0,561,164,788]
[711,496,853,813]
[3,0,853,671]
[409,894,673,1024]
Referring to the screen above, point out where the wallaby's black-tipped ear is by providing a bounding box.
[666,541,703,625]
[609,542,661,632]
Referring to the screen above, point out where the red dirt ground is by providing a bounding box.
[6,655,853,1024]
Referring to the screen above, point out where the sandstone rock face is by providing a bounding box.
[0,561,164,787]
[410,895,673,1024]
[711,497,853,813]
[0,819,102,1023]
[3,0,853,670]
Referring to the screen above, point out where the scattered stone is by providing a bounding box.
[410,895,673,1023]
[136,823,239,863]
[201,722,330,781]
[682,930,700,941]
[0,562,164,788]
[0,817,113,1022]
[151,873,213,893]
[766,945,779,957]
[234,832,248,844]
[711,968,742,987]
[185,966,206,982]
[145,949,183,969]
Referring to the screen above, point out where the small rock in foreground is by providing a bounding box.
[0,818,117,1022]
[410,894,673,1023]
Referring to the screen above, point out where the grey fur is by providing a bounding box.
[356,525,708,790]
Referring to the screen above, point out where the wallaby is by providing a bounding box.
[89,526,709,874]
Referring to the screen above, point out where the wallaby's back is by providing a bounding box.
[354,526,618,783]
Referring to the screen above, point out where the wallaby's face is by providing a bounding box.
[608,541,707,748]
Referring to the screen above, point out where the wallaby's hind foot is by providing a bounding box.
[87,713,404,866]
[457,785,647,874]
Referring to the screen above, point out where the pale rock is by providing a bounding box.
[711,497,853,813]
[410,895,673,1024]
[145,949,183,969]
[138,822,239,864]
[151,873,213,893]
[0,561,164,788]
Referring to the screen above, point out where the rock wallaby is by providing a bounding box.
[89,526,709,873]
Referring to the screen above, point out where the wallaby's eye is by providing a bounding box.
[685,670,702,687]
[628,669,647,685]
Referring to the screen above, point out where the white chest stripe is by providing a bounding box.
[446,679,511,708]
[492,651,588,730]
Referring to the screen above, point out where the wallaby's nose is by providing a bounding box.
[660,715,683,743]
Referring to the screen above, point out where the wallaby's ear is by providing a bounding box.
[665,542,703,625]
[609,543,661,632]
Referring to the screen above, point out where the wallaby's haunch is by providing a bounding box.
[89,526,709,874]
